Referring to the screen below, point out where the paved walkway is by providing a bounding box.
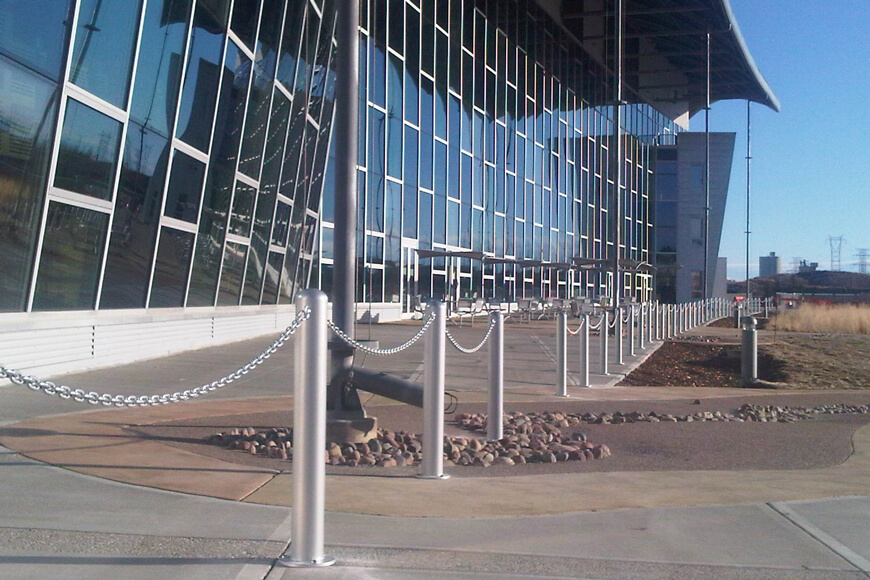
[0,318,869,578]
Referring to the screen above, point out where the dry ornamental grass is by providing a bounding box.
[774,304,870,334]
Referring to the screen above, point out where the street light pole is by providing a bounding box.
[329,0,361,416]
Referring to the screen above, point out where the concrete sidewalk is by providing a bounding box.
[1,318,869,578]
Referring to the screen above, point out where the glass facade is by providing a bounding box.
[0,0,678,315]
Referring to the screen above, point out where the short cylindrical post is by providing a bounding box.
[556,312,568,397]
[647,301,655,343]
[579,314,590,387]
[655,302,662,340]
[615,308,624,365]
[628,306,636,356]
[600,310,609,375]
[487,311,504,440]
[287,290,334,567]
[733,302,741,328]
[741,315,758,385]
[764,299,769,319]
[638,304,646,350]
[419,300,449,479]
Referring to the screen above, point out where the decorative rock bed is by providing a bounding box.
[204,403,870,469]
[206,420,610,469]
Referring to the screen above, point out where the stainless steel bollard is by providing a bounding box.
[628,306,636,356]
[419,300,449,479]
[600,311,609,375]
[733,303,741,328]
[487,311,504,440]
[556,312,568,397]
[286,290,334,567]
[579,314,590,387]
[647,302,654,343]
[638,304,646,350]
[741,316,758,385]
[655,302,662,340]
[615,308,624,365]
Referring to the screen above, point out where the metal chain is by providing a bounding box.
[588,315,604,331]
[445,319,496,354]
[0,308,311,407]
[327,314,435,356]
[567,318,586,336]
[621,310,631,324]
[608,313,618,328]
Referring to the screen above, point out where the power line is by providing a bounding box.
[857,248,869,275]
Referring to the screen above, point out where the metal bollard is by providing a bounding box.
[764,299,769,319]
[615,308,624,365]
[733,303,741,328]
[285,290,334,567]
[487,311,505,440]
[579,314,590,387]
[556,312,568,397]
[741,316,758,385]
[600,310,609,375]
[647,302,655,343]
[419,300,449,479]
[628,306,636,356]
[655,302,662,340]
[638,304,646,350]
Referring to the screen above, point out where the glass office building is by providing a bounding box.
[0,0,778,339]
[0,0,683,318]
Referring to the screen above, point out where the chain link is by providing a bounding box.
[0,308,311,407]
[588,315,604,331]
[327,314,435,356]
[445,319,496,354]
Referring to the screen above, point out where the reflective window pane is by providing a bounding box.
[100,122,168,309]
[54,99,122,200]
[176,1,228,151]
[187,160,232,306]
[32,202,108,311]
[0,58,58,312]
[230,0,260,50]
[164,151,205,223]
[0,0,71,81]
[261,250,283,304]
[69,0,141,108]
[217,241,246,305]
[149,226,193,307]
[229,181,255,237]
[130,0,191,137]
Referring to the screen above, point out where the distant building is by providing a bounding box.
[759,252,781,277]
[798,260,819,273]
[652,132,736,303]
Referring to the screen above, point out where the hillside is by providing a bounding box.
[729,271,870,296]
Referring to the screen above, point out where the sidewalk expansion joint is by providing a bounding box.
[768,501,870,577]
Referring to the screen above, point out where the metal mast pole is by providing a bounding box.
[703,31,711,300]
[745,100,751,302]
[329,0,361,415]
[611,0,623,310]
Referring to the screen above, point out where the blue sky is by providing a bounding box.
[688,0,870,278]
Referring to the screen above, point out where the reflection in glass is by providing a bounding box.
[272,201,291,246]
[69,0,141,108]
[130,0,191,137]
[229,181,255,237]
[0,59,58,311]
[176,0,229,152]
[0,0,71,81]
[101,122,169,308]
[164,151,205,223]
[230,0,260,50]
[187,160,233,306]
[217,241,246,305]
[54,99,122,200]
[211,41,250,165]
[32,202,108,311]
[149,226,193,307]
[262,251,283,304]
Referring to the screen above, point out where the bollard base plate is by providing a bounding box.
[416,473,451,480]
[278,555,336,568]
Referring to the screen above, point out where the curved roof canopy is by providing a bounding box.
[557,0,779,116]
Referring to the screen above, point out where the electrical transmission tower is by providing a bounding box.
[828,236,844,271]
[858,248,869,275]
